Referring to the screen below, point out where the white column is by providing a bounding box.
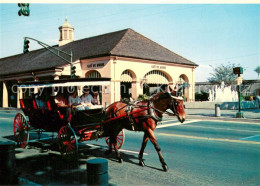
[131,81,138,100]
[191,68,195,102]
[3,81,8,107]
[17,87,23,108]
[115,81,121,102]
[135,81,143,98]
[34,78,39,94]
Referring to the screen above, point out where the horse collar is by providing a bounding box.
[149,101,162,122]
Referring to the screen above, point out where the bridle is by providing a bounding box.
[169,95,183,117]
[149,93,183,121]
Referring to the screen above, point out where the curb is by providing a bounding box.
[0,107,22,111]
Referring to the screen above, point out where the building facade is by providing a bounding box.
[0,20,198,108]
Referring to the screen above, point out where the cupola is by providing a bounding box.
[58,18,74,46]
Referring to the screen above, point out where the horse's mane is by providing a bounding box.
[150,92,171,103]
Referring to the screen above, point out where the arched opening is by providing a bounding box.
[142,70,170,96]
[120,70,136,100]
[85,70,101,78]
[178,74,189,101]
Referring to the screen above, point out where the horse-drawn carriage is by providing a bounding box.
[13,78,186,171]
[13,78,124,156]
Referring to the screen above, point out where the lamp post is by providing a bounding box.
[233,67,244,118]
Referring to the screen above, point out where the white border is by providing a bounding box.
[1,0,260,4]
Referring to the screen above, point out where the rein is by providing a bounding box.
[103,106,150,124]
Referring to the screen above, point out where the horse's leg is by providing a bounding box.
[111,127,123,163]
[113,142,123,163]
[105,136,113,155]
[138,132,149,167]
[104,128,113,155]
[147,128,168,172]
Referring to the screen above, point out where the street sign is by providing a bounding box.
[237,76,243,85]
[233,67,243,75]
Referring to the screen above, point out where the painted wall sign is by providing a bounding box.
[87,63,105,68]
[151,65,166,69]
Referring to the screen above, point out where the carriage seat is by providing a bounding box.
[46,99,70,121]
[20,99,38,111]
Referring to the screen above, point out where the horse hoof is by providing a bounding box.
[139,160,145,167]
[119,158,123,163]
[162,164,168,172]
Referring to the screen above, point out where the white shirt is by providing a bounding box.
[68,96,81,105]
[81,94,94,104]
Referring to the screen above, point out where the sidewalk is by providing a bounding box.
[186,108,260,123]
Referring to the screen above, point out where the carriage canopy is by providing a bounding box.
[17,78,111,88]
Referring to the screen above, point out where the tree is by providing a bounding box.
[254,66,260,79]
[208,63,243,85]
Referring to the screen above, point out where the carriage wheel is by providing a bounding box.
[58,125,78,158]
[105,129,125,150]
[13,113,29,148]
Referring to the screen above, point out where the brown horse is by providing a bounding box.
[104,91,185,172]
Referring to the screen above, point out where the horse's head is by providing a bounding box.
[170,94,186,123]
[151,91,186,123]
[167,85,186,123]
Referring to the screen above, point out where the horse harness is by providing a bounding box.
[124,100,173,131]
[108,95,179,131]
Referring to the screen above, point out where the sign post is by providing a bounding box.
[233,67,244,118]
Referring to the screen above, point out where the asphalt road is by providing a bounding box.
[0,110,260,185]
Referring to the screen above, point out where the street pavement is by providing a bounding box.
[0,108,259,185]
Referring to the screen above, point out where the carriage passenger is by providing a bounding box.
[68,88,85,111]
[81,88,94,104]
[68,89,81,106]
[80,87,102,110]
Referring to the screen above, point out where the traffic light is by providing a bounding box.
[18,3,30,16]
[23,39,30,53]
[71,65,76,78]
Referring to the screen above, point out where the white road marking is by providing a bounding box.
[240,134,260,140]
[158,133,260,145]
[181,125,260,133]
[157,120,201,129]
[120,149,148,155]
[86,144,148,155]
[0,117,12,120]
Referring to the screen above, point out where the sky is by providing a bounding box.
[0,4,259,82]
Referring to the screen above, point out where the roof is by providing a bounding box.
[0,28,198,76]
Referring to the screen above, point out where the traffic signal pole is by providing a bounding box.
[23,37,75,78]
[233,67,244,118]
[238,74,241,113]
